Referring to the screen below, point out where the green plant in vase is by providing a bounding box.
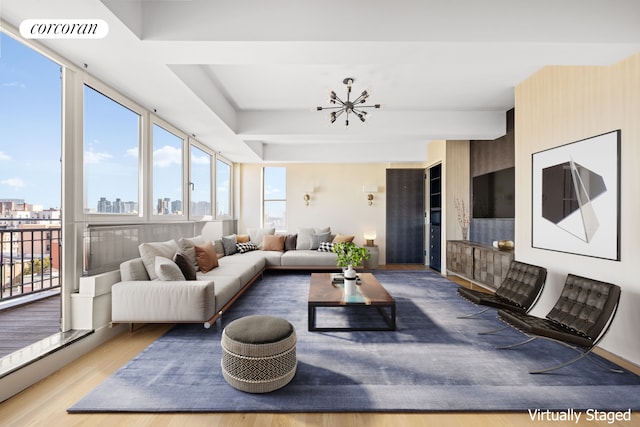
[332,242,370,279]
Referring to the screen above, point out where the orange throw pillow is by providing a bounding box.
[194,242,219,273]
[236,234,250,243]
[333,234,355,243]
[262,234,286,251]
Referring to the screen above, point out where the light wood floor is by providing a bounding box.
[0,270,638,427]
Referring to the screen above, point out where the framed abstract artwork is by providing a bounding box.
[531,130,620,260]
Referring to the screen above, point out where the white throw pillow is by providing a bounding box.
[296,227,331,250]
[138,239,179,280]
[248,227,276,248]
[154,256,186,281]
[120,258,149,281]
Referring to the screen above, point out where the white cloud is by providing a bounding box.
[1,177,25,188]
[191,154,210,165]
[1,81,26,89]
[264,185,284,196]
[0,151,11,161]
[153,145,182,168]
[126,147,139,158]
[84,151,113,164]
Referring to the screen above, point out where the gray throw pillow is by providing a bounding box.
[173,251,197,280]
[309,232,332,250]
[284,234,297,251]
[296,227,315,250]
[213,239,225,258]
[221,235,238,256]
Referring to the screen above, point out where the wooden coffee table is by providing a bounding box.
[308,272,396,332]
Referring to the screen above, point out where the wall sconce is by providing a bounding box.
[363,185,378,206]
[304,186,314,206]
[364,231,377,246]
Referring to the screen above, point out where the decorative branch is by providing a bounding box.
[454,197,471,239]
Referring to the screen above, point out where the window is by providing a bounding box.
[0,33,61,211]
[83,85,141,214]
[263,167,286,230]
[190,144,211,217]
[216,158,232,218]
[152,123,184,216]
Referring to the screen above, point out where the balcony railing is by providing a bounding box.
[1,219,61,302]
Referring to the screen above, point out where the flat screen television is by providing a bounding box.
[472,167,515,218]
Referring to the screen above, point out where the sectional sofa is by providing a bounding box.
[111,227,355,328]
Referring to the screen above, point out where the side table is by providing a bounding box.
[363,245,379,269]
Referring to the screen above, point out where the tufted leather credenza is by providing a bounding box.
[497,274,621,373]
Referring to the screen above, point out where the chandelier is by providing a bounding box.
[316,77,381,126]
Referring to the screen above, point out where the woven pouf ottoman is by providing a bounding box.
[221,315,297,393]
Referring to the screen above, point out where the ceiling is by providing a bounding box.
[2,0,640,163]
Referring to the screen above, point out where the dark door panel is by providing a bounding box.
[386,169,425,264]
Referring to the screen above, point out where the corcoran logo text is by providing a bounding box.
[19,19,109,39]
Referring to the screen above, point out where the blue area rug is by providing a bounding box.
[68,271,640,413]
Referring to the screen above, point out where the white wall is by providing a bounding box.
[514,52,640,365]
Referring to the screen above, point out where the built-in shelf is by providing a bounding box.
[428,164,442,271]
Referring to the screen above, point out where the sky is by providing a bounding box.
[0,32,61,209]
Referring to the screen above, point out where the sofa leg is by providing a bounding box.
[204,311,223,329]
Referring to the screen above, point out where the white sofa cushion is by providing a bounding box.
[202,262,256,286]
[112,279,216,322]
[218,251,267,272]
[139,239,179,280]
[206,275,242,312]
[261,250,284,267]
[281,250,337,266]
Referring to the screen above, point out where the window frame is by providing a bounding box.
[149,116,188,221]
[188,138,214,221]
[262,166,287,231]
[215,155,233,220]
[82,76,146,222]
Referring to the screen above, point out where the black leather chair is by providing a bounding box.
[457,260,547,321]
[497,274,622,374]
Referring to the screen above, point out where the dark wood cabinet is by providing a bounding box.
[446,240,513,291]
[429,224,441,271]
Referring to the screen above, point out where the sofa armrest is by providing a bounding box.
[111,280,216,323]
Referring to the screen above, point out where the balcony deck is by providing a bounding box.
[0,293,61,359]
